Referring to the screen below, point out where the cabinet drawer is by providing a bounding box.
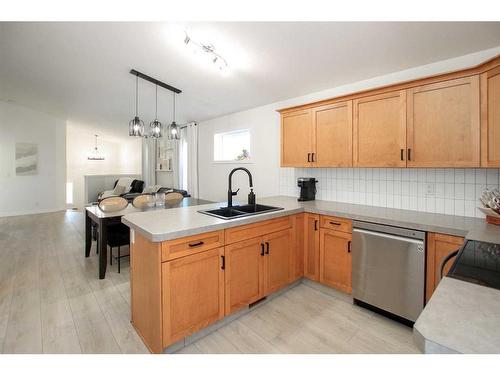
[161,230,225,261]
[320,215,352,233]
[225,215,293,245]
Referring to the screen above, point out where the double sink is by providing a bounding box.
[199,204,284,220]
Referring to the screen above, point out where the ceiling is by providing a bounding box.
[1,22,500,140]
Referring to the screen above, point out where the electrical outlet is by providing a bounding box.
[426,183,435,196]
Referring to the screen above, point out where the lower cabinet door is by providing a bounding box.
[304,213,320,280]
[426,232,464,302]
[264,229,293,295]
[162,247,224,348]
[319,228,352,293]
[224,237,264,315]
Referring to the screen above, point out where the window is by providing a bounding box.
[213,129,251,162]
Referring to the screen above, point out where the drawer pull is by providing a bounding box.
[188,241,205,247]
[314,220,318,231]
[347,241,351,253]
[265,242,270,255]
[221,255,225,270]
[329,221,341,226]
[261,243,265,256]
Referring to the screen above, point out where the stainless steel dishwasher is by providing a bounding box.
[352,221,425,323]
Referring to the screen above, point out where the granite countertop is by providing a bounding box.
[122,195,500,244]
[414,277,500,353]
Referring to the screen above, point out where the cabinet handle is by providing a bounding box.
[265,242,270,255]
[260,243,265,256]
[307,153,311,162]
[347,241,351,253]
[400,149,404,161]
[221,255,225,270]
[329,221,341,226]
[188,241,204,247]
[314,220,318,231]
[407,148,412,161]
[311,153,315,162]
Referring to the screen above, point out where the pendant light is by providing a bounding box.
[149,85,163,138]
[167,91,180,140]
[87,135,105,160]
[129,74,144,137]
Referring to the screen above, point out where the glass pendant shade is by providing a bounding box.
[167,121,180,140]
[168,92,180,140]
[129,116,144,137]
[129,74,144,137]
[149,119,162,138]
[149,85,163,138]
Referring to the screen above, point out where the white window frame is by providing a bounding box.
[213,129,252,164]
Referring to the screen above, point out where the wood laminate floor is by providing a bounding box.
[0,211,420,354]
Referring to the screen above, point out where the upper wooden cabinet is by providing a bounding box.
[281,109,313,167]
[279,55,500,169]
[312,101,353,167]
[353,91,407,167]
[481,66,500,167]
[407,76,480,167]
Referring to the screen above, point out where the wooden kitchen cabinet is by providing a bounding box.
[481,65,500,167]
[312,101,353,167]
[353,90,407,167]
[426,232,464,303]
[319,228,352,293]
[281,109,313,167]
[224,237,264,315]
[292,213,305,281]
[304,213,320,281]
[264,229,293,295]
[407,76,480,167]
[162,247,225,347]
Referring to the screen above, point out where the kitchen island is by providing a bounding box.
[122,195,500,353]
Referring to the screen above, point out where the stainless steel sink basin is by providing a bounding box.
[198,204,284,220]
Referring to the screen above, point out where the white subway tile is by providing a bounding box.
[465,169,475,184]
[393,168,402,181]
[487,169,499,185]
[445,183,455,198]
[426,169,436,182]
[455,169,465,183]
[465,184,475,201]
[435,183,445,198]
[435,198,445,214]
[445,199,455,215]
[476,169,486,184]
[435,169,445,183]
[454,200,465,216]
[464,200,476,217]
[454,184,465,200]
[445,169,455,183]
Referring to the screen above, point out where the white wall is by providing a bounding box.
[66,122,142,210]
[197,47,500,215]
[0,100,66,217]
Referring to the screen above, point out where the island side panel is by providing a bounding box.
[130,231,163,353]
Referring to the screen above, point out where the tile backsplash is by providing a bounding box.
[279,168,500,218]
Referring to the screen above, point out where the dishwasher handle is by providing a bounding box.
[353,228,425,245]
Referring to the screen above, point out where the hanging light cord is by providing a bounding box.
[172,92,176,122]
[94,135,98,150]
[135,74,139,117]
[155,85,158,119]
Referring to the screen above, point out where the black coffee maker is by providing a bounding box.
[297,178,318,201]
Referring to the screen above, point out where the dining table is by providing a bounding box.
[85,197,213,279]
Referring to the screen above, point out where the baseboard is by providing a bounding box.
[0,207,66,218]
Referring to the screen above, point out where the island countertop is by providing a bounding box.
[121,195,500,244]
[414,277,500,353]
